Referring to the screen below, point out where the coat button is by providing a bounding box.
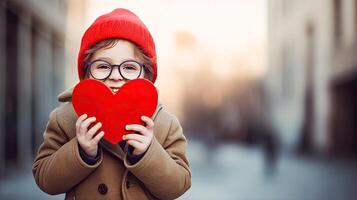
[98,183,108,195]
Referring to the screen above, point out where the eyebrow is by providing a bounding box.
[93,57,136,63]
[94,57,113,62]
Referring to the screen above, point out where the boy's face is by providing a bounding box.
[89,40,146,93]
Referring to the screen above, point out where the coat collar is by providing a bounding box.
[58,87,73,103]
[57,86,163,161]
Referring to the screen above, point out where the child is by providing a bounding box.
[32,8,191,200]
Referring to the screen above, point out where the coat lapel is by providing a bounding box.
[100,139,125,160]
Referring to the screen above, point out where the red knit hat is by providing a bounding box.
[77,8,157,83]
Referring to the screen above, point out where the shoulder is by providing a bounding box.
[55,102,77,121]
[153,105,179,128]
[49,102,77,139]
[153,105,182,144]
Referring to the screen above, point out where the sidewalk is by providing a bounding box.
[179,140,357,200]
[0,165,63,200]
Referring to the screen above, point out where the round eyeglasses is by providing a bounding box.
[86,59,144,81]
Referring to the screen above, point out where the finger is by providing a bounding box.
[76,114,88,130]
[91,131,105,144]
[126,124,147,135]
[76,114,88,138]
[86,122,102,139]
[122,134,146,143]
[141,116,154,130]
[126,139,145,150]
[80,116,96,133]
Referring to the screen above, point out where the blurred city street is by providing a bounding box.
[1,139,357,200]
[1,0,357,199]
[181,140,357,200]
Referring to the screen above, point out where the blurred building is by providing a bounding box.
[0,0,86,176]
[266,0,357,156]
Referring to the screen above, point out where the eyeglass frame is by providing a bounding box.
[85,59,145,81]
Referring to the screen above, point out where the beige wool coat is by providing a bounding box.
[32,88,191,200]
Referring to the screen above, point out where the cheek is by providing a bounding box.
[102,80,111,87]
[140,70,146,78]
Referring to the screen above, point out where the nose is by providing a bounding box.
[108,66,123,81]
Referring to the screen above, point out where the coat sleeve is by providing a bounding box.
[124,115,191,199]
[32,108,103,195]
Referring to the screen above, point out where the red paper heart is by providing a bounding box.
[72,79,158,144]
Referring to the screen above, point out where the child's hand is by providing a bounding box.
[123,116,154,156]
[76,114,105,157]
